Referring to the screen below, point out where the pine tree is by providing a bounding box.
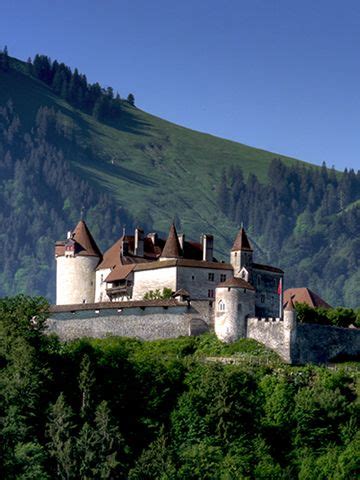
[47,393,77,480]
[127,93,135,106]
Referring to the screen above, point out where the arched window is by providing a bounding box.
[218,300,226,312]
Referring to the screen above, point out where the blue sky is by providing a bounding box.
[2,0,360,170]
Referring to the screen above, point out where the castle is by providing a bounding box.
[49,220,360,364]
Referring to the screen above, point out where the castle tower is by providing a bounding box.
[214,277,255,343]
[55,220,102,305]
[230,226,253,277]
[283,295,297,325]
[160,223,183,261]
[282,296,297,363]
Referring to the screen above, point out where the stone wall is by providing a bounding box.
[47,302,210,341]
[177,266,230,300]
[247,317,294,363]
[294,323,360,364]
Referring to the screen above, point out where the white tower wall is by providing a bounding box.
[215,287,255,342]
[56,256,98,305]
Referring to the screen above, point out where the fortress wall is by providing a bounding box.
[191,300,215,326]
[132,267,177,300]
[46,304,209,341]
[294,323,360,364]
[247,317,293,362]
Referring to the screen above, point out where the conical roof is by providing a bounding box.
[231,227,253,252]
[161,223,182,258]
[284,296,295,311]
[72,220,102,257]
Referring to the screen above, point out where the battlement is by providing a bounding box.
[248,317,282,323]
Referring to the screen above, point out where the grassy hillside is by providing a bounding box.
[1,57,313,255]
[0,54,359,306]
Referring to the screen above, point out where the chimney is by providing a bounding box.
[202,234,214,262]
[67,231,72,239]
[134,227,144,257]
[121,238,129,256]
[178,233,185,250]
[148,232,158,245]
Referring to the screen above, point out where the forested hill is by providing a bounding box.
[0,49,359,306]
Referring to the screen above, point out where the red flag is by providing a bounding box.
[277,278,282,295]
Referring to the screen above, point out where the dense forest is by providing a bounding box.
[0,99,133,298]
[0,295,359,479]
[215,162,360,307]
[0,47,359,307]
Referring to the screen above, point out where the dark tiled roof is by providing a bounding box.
[72,220,102,257]
[231,227,253,252]
[49,299,184,313]
[134,259,233,271]
[173,288,190,297]
[96,236,157,270]
[252,263,284,274]
[161,223,182,258]
[217,276,255,290]
[105,264,135,282]
[284,288,332,309]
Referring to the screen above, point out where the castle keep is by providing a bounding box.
[49,220,360,364]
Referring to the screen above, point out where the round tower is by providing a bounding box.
[215,277,255,343]
[55,220,102,305]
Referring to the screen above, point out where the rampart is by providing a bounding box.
[46,300,210,341]
[247,317,294,363]
[293,323,360,364]
[47,302,360,365]
[247,317,360,364]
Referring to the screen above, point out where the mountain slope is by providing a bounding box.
[1,57,313,252]
[0,54,359,307]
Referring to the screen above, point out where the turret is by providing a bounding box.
[230,226,253,276]
[283,296,297,363]
[283,295,297,326]
[215,277,255,342]
[55,220,102,305]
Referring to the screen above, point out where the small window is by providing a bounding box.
[260,294,265,304]
[208,273,215,282]
[218,300,226,311]
[100,274,104,283]
[192,275,195,281]
[208,289,214,298]
[235,252,238,258]
[220,274,226,282]
[241,271,245,279]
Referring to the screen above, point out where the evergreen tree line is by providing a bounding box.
[0,296,359,479]
[217,161,360,307]
[23,51,135,121]
[0,46,10,72]
[0,99,134,299]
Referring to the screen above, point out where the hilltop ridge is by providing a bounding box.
[0,52,359,306]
